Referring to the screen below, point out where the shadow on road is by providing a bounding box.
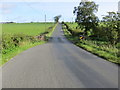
[48,36,67,44]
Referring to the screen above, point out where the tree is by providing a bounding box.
[102,12,120,45]
[73,1,99,36]
[54,15,61,23]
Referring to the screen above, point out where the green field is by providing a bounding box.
[2,23,54,36]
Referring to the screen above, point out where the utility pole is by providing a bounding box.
[45,14,46,32]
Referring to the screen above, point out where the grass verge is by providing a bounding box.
[46,23,58,37]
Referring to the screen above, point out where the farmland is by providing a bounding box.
[2,23,54,36]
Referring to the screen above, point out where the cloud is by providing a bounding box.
[0,3,15,14]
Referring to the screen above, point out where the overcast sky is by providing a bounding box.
[0,0,119,22]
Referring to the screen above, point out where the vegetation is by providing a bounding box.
[54,15,61,23]
[101,12,120,45]
[62,22,120,64]
[73,1,99,35]
[1,22,56,66]
[2,23,54,36]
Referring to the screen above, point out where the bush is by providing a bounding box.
[2,33,40,54]
[2,33,15,50]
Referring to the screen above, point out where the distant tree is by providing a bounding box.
[73,1,99,36]
[54,15,61,23]
[6,22,14,24]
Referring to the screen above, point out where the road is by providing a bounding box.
[2,23,118,88]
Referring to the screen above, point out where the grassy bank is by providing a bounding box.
[1,41,45,66]
[1,22,57,66]
[62,23,120,64]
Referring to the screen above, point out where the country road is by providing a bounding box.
[2,23,118,88]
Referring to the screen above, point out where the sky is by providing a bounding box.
[0,0,119,23]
